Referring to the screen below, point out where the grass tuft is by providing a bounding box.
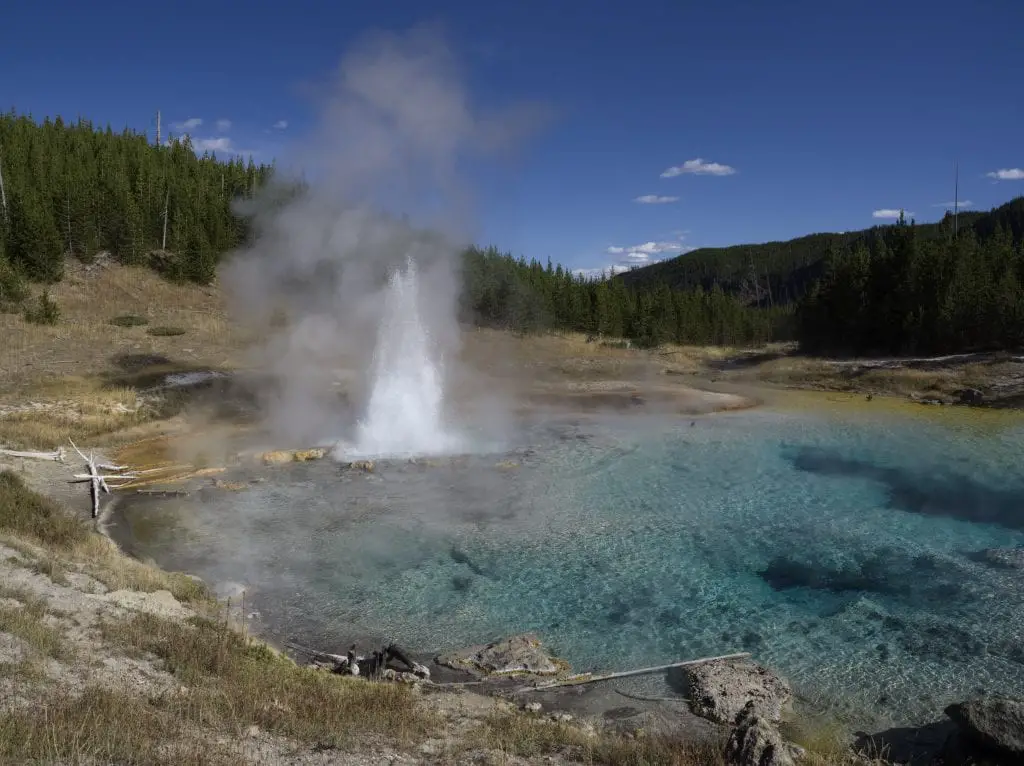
[110,313,150,327]
[0,589,70,662]
[469,710,727,765]
[0,470,90,548]
[0,686,245,765]
[147,325,187,337]
[102,611,436,749]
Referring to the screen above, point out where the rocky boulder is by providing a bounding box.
[436,634,565,678]
[976,547,1024,570]
[956,387,985,406]
[684,660,792,725]
[724,701,795,766]
[945,697,1024,758]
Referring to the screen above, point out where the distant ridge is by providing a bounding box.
[617,197,1024,305]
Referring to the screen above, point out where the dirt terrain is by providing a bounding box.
[0,261,988,764]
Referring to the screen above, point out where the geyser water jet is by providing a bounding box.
[347,256,464,458]
[220,27,547,451]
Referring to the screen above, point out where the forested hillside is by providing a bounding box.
[0,111,782,347]
[0,112,270,290]
[798,205,1024,354]
[6,111,1021,356]
[617,209,997,305]
[460,246,789,346]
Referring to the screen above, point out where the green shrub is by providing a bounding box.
[0,258,28,311]
[23,291,60,325]
[146,326,186,337]
[110,314,149,328]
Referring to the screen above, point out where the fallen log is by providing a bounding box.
[285,640,430,680]
[0,447,66,462]
[514,651,751,693]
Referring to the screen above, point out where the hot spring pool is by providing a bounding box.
[110,400,1024,728]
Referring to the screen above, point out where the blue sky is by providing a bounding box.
[3,0,1023,276]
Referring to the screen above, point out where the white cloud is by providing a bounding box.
[987,168,1024,181]
[272,119,289,130]
[634,194,679,204]
[573,264,633,280]
[872,208,914,220]
[576,237,694,280]
[931,200,973,209]
[172,117,203,130]
[607,241,684,257]
[193,137,236,154]
[660,158,736,178]
[215,118,232,131]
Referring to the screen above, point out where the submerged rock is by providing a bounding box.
[724,701,795,766]
[260,450,294,465]
[436,634,565,678]
[684,660,791,725]
[945,697,1024,758]
[339,460,375,473]
[974,547,1024,570]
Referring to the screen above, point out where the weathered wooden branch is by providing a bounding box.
[515,652,751,693]
[614,688,691,703]
[71,473,138,482]
[0,447,65,462]
[67,438,135,518]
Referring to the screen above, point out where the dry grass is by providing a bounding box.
[0,686,246,765]
[468,710,726,765]
[100,611,436,750]
[755,356,965,396]
[0,375,145,449]
[0,469,91,548]
[0,587,69,662]
[0,262,247,393]
[71,534,209,603]
[0,470,208,602]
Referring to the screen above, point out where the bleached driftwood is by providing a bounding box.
[0,447,65,462]
[515,651,752,693]
[68,439,135,518]
[71,473,138,482]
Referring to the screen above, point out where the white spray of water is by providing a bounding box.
[221,26,550,458]
[349,256,464,458]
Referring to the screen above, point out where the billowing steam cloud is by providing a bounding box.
[220,26,541,453]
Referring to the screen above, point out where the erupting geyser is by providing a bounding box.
[348,256,464,459]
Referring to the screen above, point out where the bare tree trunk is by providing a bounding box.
[0,145,7,225]
[162,188,169,249]
[65,183,74,256]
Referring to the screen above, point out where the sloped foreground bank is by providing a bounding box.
[1,456,1010,766]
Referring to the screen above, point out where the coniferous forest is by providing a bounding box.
[1,111,1023,355]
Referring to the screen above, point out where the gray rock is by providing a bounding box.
[957,388,985,406]
[945,697,1024,757]
[978,547,1024,570]
[684,660,792,725]
[724,701,795,766]
[436,634,562,677]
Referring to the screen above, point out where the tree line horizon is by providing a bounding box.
[1,111,1022,355]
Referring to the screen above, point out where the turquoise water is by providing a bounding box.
[113,405,1024,727]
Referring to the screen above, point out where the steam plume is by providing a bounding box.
[220,25,538,454]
